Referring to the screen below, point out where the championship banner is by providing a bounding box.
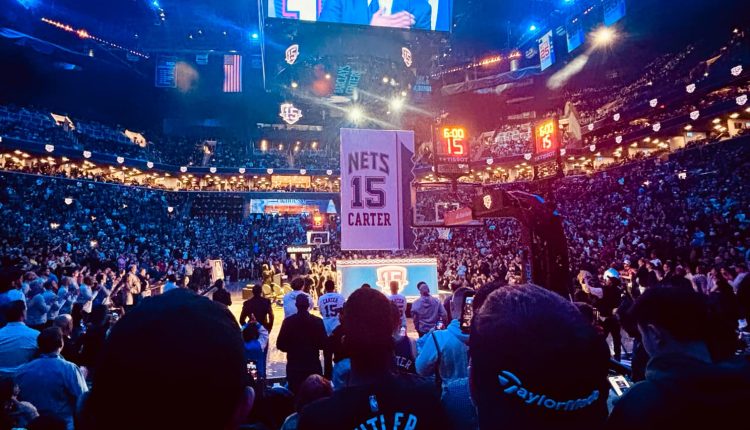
[340,128,414,251]
[336,258,439,299]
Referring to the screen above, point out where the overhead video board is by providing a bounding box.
[265,0,453,32]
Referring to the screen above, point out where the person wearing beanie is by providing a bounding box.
[470,284,610,430]
[298,288,449,430]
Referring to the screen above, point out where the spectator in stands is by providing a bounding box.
[470,284,610,430]
[242,318,269,379]
[52,314,77,363]
[387,280,407,330]
[0,379,38,429]
[391,302,417,375]
[162,274,178,293]
[240,284,274,331]
[579,269,624,360]
[410,282,447,337]
[77,289,254,430]
[415,287,472,381]
[123,264,140,312]
[25,283,50,331]
[608,286,750,430]
[0,301,38,377]
[0,269,26,327]
[318,280,344,378]
[15,327,87,430]
[76,276,94,315]
[212,278,232,307]
[277,294,326,393]
[76,305,110,378]
[280,375,333,430]
[283,277,312,319]
[298,287,450,430]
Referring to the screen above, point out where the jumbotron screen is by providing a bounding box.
[265,0,453,32]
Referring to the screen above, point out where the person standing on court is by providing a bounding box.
[277,294,327,393]
[318,280,345,378]
[410,282,446,337]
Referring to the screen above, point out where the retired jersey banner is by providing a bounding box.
[340,128,414,251]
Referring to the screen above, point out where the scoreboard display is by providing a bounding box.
[532,117,563,180]
[434,126,471,176]
[533,118,560,155]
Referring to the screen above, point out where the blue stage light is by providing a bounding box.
[529,24,537,31]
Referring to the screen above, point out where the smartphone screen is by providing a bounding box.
[608,375,631,396]
[460,293,475,333]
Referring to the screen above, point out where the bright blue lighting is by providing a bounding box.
[152,0,160,7]
[529,24,537,31]
[251,33,259,40]
[17,0,40,9]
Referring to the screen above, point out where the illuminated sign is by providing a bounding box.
[534,118,559,154]
[435,127,469,163]
[279,103,303,124]
[287,246,314,254]
[285,44,299,65]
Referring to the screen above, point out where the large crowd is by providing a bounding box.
[2,17,750,430]
[1,137,749,429]
[0,105,338,171]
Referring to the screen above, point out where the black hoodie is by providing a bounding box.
[607,353,750,430]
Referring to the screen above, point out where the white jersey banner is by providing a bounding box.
[340,128,414,251]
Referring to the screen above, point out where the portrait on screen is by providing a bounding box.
[267,0,452,32]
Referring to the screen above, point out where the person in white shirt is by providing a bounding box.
[282,277,312,319]
[387,280,407,329]
[318,280,345,336]
[76,276,94,314]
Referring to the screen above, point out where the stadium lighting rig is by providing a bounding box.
[41,17,149,59]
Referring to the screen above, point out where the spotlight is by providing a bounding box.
[592,26,616,47]
[348,106,364,123]
[390,97,405,112]
[325,73,331,80]
[251,32,259,40]
[382,76,389,83]
[529,24,537,32]
[291,81,299,89]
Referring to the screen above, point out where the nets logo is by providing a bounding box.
[376,265,409,293]
[285,44,299,65]
[279,103,303,125]
[483,194,493,210]
[401,47,413,68]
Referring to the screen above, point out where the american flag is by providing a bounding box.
[223,54,242,93]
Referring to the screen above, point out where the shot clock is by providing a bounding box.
[434,126,471,175]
